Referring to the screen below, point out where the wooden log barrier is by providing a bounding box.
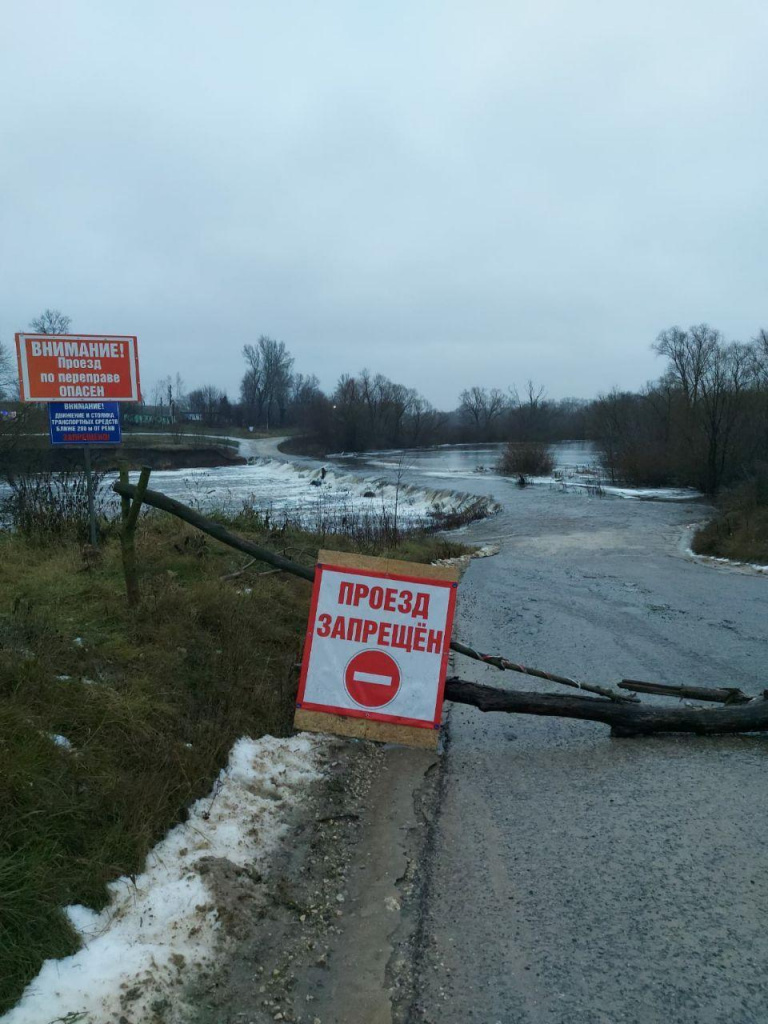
[444,678,768,736]
[112,480,767,736]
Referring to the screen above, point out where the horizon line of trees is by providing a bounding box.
[590,325,768,494]
[3,312,767,494]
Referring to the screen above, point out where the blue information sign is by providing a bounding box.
[48,401,122,445]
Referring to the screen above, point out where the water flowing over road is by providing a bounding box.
[340,445,768,1024]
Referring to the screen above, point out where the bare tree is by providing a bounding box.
[287,373,323,430]
[0,340,18,399]
[188,385,228,426]
[30,308,72,335]
[590,325,767,492]
[508,381,548,440]
[754,329,768,389]
[459,387,487,432]
[241,336,294,428]
[654,324,720,406]
[459,386,507,437]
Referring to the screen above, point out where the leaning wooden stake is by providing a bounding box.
[119,465,151,607]
[618,679,755,705]
[450,639,634,703]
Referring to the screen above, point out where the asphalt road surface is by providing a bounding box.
[405,482,768,1024]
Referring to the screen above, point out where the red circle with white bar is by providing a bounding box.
[344,649,401,709]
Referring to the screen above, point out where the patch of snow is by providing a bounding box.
[432,543,501,569]
[48,734,73,750]
[684,544,768,575]
[2,734,328,1024]
[601,485,701,502]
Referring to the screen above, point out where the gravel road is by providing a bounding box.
[403,481,768,1024]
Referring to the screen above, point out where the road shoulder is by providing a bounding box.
[188,737,438,1024]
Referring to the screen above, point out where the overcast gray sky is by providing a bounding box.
[1,0,766,409]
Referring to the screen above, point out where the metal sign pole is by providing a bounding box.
[83,445,97,547]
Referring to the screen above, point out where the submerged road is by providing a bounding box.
[404,481,768,1024]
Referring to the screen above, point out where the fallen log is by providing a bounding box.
[112,479,764,736]
[618,679,754,705]
[444,678,768,736]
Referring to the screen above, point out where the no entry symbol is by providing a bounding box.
[344,649,401,709]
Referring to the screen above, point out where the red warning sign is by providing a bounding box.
[345,649,401,708]
[15,333,141,403]
[296,554,458,731]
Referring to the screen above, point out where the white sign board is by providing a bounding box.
[297,556,458,732]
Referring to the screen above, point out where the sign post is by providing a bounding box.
[83,446,97,547]
[15,334,140,549]
[294,549,459,750]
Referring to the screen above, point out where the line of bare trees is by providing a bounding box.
[590,325,768,493]
[5,315,764,496]
[457,382,589,443]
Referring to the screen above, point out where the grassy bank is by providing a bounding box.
[692,472,768,565]
[121,432,239,449]
[0,511,467,1012]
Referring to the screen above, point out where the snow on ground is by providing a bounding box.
[684,541,768,575]
[47,733,74,750]
[566,482,701,502]
[2,734,328,1024]
[598,483,700,501]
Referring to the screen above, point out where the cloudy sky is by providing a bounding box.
[1,0,766,409]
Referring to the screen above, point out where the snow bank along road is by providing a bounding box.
[403,479,768,1024]
[1,737,329,1024]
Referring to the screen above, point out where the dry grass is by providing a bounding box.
[0,510,468,1011]
[692,469,768,564]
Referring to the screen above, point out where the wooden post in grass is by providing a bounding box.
[119,464,151,607]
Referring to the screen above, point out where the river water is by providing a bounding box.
[0,439,701,533]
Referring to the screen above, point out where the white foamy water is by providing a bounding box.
[119,457,499,529]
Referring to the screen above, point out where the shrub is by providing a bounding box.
[692,463,768,564]
[497,441,554,478]
[1,469,114,542]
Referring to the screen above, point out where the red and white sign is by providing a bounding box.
[297,562,458,730]
[15,333,141,403]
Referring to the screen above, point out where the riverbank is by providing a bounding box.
[691,475,768,566]
[3,441,245,473]
[0,511,468,1014]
